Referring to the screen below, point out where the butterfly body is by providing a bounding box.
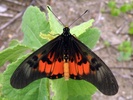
[11,27,118,95]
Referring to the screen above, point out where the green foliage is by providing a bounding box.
[128,22,133,35]
[71,19,94,37]
[0,43,31,67]
[22,6,50,49]
[111,8,121,16]
[120,3,132,13]
[104,41,110,47]
[0,6,101,100]
[108,0,116,8]
[47,6,63,34]
[108,1,133,16]
[51,79,96,100]
[78,28,100,49]
[117,41,133,61]
[107,1,133,61]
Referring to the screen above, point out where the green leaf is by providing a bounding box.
[118,41,133,52]
[67,95,91,100]
[71,19,94,37]
[120,3,132,13]
[108,1,116,8]
[51,79,96,100]
[2,55,49,100]
[128,22,133,35]
[47,6,63,34]
[0,44,30,67]
[22,6,50,49]
[0,73,3,97]
[117,52,132,61]
[104,41,110,47]
[129,22,133,28]
[111,8,121,16]
[9,40,20,47]
[78,28,100,49]
[117,41,133,61]
[128,27,133,35]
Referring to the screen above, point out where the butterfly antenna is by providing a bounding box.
[47,6,65,27]
[69,10,88,27]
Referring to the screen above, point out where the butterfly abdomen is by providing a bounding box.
[64,62,69,80]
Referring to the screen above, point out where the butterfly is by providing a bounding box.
[10,25,118,95]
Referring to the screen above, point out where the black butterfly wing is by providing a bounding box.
[11,26,118,95]
[10,35,65,89]
[69,35,118,95]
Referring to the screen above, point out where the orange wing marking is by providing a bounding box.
[48,53,54,61]
[39,60,46,73]
[69,61,77,76]
[76,54,91,75]
[38,53,55,73]
[45,63,52,73]
[87,55,92,61]
[76,53,82,62]
[37,53,42,59]
[82,62,90,75]
[87,55,96,74]
[51,60,64,76]
[45,53,55,73]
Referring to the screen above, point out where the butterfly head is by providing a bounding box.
[63,27,71,36]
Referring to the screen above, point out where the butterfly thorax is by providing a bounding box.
[62,27,72,62]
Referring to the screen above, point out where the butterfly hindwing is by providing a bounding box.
[69,36,118,95]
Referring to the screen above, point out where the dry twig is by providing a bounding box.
[0,13,13,17]
[5,0,25,6]
[111,66,133,70]
[94,1,103,25]
[0,11,23,31]
[115,21,127,34]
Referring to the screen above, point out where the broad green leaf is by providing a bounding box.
[0,73,3,99]
[2,55,49,100]
[71,19,94,37]
[78,28,101,49]
[47,6,63,34]
[51,79,96,100]
[67,95,91,100]
[0,44,30,67]
[22,6,50,49]
[9,40,20,47]
[0,73,2,83]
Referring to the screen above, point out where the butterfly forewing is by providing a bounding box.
[10,35,65,89]
[11,27,118,95]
